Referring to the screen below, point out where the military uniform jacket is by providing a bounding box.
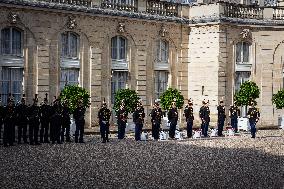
[28,105,40,125]
[40,104,51,123]
[61,105,71,125]
[73,107,86,123]
[184,105,194,121]
[201,107,210,122]
[217,105,226,121]
[199,106,205,119]
[50,106,62,127]
[168,108,178,122]
[150,108,163,124]
[117,108,127,123]
[0,105,4,123]
[229,106,240,119]
[247,107,260,122]
[16,103,28,125]
[3,105,16,124]
[133,108,145,125]
[98,107,111,123]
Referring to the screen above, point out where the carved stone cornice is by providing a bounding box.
[8,12,19,24]
[66,16,77,29]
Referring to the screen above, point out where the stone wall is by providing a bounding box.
[0,5,188,128]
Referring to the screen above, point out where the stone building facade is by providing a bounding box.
[0,0,284,128]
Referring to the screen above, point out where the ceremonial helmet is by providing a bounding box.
[102,98,107,107]
[33,94,38,104]
[44,93,48,103]
[188,98,193,105]
[7,93,14,104]
[21,94,26,103]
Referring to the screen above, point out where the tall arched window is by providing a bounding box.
[157,40,169,63]
[154,40,169,99]
[0,27,24,104]
[60,31,79,89]
[111,36,127,60]
[1,27,22,56]
[111,36,128,103]
[236,42,250,64]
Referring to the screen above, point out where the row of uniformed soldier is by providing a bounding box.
[0,93,86,147]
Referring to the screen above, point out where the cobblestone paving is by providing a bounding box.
[0,130,283,189]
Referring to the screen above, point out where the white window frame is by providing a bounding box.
[60,32,80,90]
[0,67,24,105]
[154,70,168,99]
[111,70,128,104]
[157,40,169,64]
[111,36,127,61]
[61,31,79,59]
[59,68,80,90]
[236,41,251,65]
[0,27,23,57]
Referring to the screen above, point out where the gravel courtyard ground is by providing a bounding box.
[0,130,284,189]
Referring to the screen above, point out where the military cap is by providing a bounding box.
[188,98,193,105]
[33,94,38,102]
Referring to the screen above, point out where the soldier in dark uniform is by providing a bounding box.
[217,100,226,137]
[199,100,206,136]
[28,94,41,145]
[50,98,62,144]
[150,102,163,141]
[98,99,111,143]
[116,100,127,140]
[201,100,210,137]
[73,99,86,143]
[61,100,71,143]
[168,101,178,139]
[247,101,260,138]
[3,96,16,147]
[40,93,51,143]
[133,101,145,141]
[229,102,240,133]
[184,99,194,138]
[16,94,28,144]
[0,96,4,140]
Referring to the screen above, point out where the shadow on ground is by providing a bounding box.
[0,138,283,189]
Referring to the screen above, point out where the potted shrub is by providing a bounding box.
[234,81,260,131]
[59,85,91,132]
[59,85,90,113]
[113,89,140,131]
[272,89,284,129]
[160,88,184,130]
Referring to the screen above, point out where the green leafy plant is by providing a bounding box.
[160,88,184,110]
[59,85,90,113]
[272,89,284,109]
[113,89,140,114]
[234,81,260,106]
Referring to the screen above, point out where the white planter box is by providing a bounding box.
[280,116,284,129]
[126,122,135,132]
[238,117,250,131]
[161,116,179,130]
